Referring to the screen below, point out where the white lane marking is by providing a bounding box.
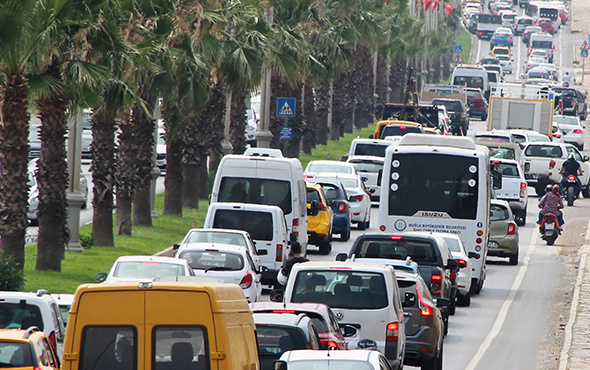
[464,226,539,370]
[558,220,590,370]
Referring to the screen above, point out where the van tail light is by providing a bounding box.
[48,331,56,348]
[386,322,399,342]
[416,284,434,316]
[338,201,347,213]
[520,182,527,198]
[239,271,253,289]
[430,274,442,296]
[549,160,556,169]
[574,129,583,134]
[276,244,283,262]
[457,259,467,268]
[318,202,327,211]
[292,218,299,239]
[507,221,517,235]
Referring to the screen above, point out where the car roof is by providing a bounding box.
[250,302,333,316]
[185,228,249,236]
[114,255,189,264]
[177,245,248,254]
[253,312,309,326]
[280,349,381,362]
[290,260,394,273]
[0,328,44,342]
[347,155,385,164]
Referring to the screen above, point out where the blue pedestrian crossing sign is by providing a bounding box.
[454,45,463,54]
[582,49,589,58]
[277,97,296,117]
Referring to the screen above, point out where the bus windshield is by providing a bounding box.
[387,153,479,219]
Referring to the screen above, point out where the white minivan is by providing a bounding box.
[451,64,491,99]
[280,261,406,368]
[204,202,290,286]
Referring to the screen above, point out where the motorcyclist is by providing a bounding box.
[563,72,571,86]
[559,152,583,194]
[537,184,564,228]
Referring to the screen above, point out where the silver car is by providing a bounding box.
[553,115,585,150]
[488,200,519,265]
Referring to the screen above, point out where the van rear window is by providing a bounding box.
[291,271,388,309]
[212,209,274,241]
[153,326,208,370]
[80,326,137,369]
[218,177,292,215]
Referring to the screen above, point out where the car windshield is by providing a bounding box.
[525,145,563,158]
[256,326,305,357]
[442,237,463,253]
[433,100,463,112]
[466,90,483,98]
[113,261,188,278]
[286,361,372,370]
[531,40,553,49]
[452,76,484,90]
[349,161,383,173]
[291,270,388,309]
[179,250,244,271]
[529,135,550,142]
[380,125,423,138]
[553,116,580,126]
[476,135,510,142]
[184,231,247,247]
[218,177,292,215]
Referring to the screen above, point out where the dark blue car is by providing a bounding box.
[314,181,352,241]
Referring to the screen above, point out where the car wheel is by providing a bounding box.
[509,250,519,265]
[319,241,332,255]
[364,216,370,229]
[579,143,585,151]
[456,292,471,307]
[470,278,482,294]
[481,113,488,121]
[534,184,546,197]
[421,344,442,370]
[358,217,367,230]
[449,297,456,315]
[516,209,526,226]
[340,226,351,241]
[582,187,590,198]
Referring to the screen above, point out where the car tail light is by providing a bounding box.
[507,221,517,235]
[304,174,313,179]
[457,259,467,268]
[507,37,512,43]
[430,273,442,295]
[305,343,312,349]
[318,202,327,211]
[352,195,364,202]
[520,182,527,198]
[386,322,399,341]
[416,284,434,316]
[272,310,296,314]
[48,331,56,348]
[338,201,347,213]
[327,340,338,349]
[239,271,253,289]
[568,175,577,181]
[549,160,556,169]
[276,244,283,262]
[461,112,467,120]
[292,218,299,239]
[478,31,483,36]
[575,129,583,134]
[553,133,561,139]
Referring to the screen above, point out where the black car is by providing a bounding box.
[550,86,588,120]
[432,98,469,136]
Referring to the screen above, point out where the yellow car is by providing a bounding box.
[0,327,60,369]
[373,119,423,140]
[306,182,334,255]
[491,46,511,58]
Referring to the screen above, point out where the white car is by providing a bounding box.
[313,172,372,229]
[176,245,262,302]
[346,156,384,203]
[96,255,195,283]
[553,115,585,150]
[552,123,565,143]
[304,160,357,179]
[433,234,473,307]
[495,54,513,74]
[277,350,391,369]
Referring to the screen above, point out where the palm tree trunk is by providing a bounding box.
[163,134,183,216]
[314,82,330,145]
[133,177,152,226]
[352,46,374,128]
[197,155,209,200]
[116,115,134,236]
[230,88,248,154]
[35,60,69,270]
[91,107,117,246]
[390,57,408,104]
[301,83,316,155]
[182,163,199,208]
[0,75,31,269]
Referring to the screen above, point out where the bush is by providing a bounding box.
[0,252,25,291]
[79,234,94,249]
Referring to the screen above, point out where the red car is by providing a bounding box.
[465,87,489,121]
[537,18,555,34]
[250,301,348,350]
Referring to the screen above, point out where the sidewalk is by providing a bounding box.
[559,1,590,369]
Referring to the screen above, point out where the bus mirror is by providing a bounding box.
[492,170,502,190]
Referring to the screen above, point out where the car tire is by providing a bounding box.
[421,343,443,370]
[470,278,482,294]
[358,218,367,230]
[481,113,488,121]
[579,143,585,151]
[340,226,351,242]
[319,241,332,255]
[509,250,519,265]
[456,292,471,307]
[449,297,456,315]
[582,187,590,198]
[364,217,370,229]
[516,209,526,226]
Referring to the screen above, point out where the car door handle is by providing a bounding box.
[403,312,412,317]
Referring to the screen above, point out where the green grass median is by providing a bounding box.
[23,124,376,293]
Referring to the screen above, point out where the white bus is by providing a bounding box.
[526,2,561,30]
[378,134,496,294]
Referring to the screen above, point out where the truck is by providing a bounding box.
[420,84,467,105]
[476,14,502,40]
[487,82,555,136]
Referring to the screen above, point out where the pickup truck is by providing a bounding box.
[339,233,460,330]
[491,158,528,226]
[523,142,590,196]
[550,86,588,121]
[477,14,502,39]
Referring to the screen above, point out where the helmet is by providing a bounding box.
[545,184,554,194]
[569,152,576,159]
[566,72,569,75]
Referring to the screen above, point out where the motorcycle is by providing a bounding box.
[563,175,580,206]
[540,213,560,245]
[563,81,570,87]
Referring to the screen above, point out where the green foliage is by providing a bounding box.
[0,252,25,291]
[79,234,95,249]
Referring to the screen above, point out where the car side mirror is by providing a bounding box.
[274,360,288,370]
[257,249,268,256]
[436,298,450,308]
[269,289,284,302]
[447,259,460,273]
[335,253,348,262]
[583,156,589,162]
[172,244,180,250]
[308,200,320,216]
[342,325,357,337]
[524,162,531,173]
[96,272,107,282]
[403,292,416,308]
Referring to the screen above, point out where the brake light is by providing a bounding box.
[430,274,442,295]
[318,202,326,211]
[304,174,313,179]
[507,38,512,43]
[353,195,364,202]
[292,218,299,238]
[272,310,296,314]
[416,284,434,316]
[574,129,583,134]
[507,221,517,235]
[461,112,467,120]
[338,201,347,213]
[327,340,338,349]
[549,160,556,169]
[276,244,283,262]
[553,133,561,139]
[48,331,56,348]
[491,159,501,164]
[457,259,467,268]
[239,271,253,289]
[400,126,407,129]
[390,236,403,240]
[568,175,576,181]
[520,182,527,198]
[386,322,399,341]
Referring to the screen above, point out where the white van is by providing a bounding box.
[210,154,308,252]
[280,261,406,368]
[451,65,491,99]
[529,32,555,63]
[204,202,290,286]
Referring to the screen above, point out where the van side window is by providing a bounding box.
[80,326,136,370]
[152,326,208,370]
[218,177,292,215]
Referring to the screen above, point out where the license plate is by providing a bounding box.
[488,241,499,248]
[545,223,555,231]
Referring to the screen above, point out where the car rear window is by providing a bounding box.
[490,204,510,221]
[317,183,341,201]
[476,135,510,143]
[0,342,34,366]
[380,125,423,138]
[178,250,244,271]
[524,145,563,158]
[307,163,352,174]
[349,160,383,173]
[433,100,463,112]
[353,143,388,157]
[352,238,438,263]
[212,209,274,241]
[291,270,388,309]
[113,261,188,279]
[488,147,516,160]
[493,162,520,177]
[285,361,372,370]
[185,231,247,247]
[306,188,322,203]
[256,326,306,355]
[0,303,45,331]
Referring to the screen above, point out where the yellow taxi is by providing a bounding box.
[306,182,334,255]
[491,46,511,58]
[0,327,60,369]
[373,119,424,140]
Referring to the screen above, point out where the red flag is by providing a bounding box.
[425,0,432,10]
[433,0,441,8]
[445,3,453,14]
[420,0,425,8]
